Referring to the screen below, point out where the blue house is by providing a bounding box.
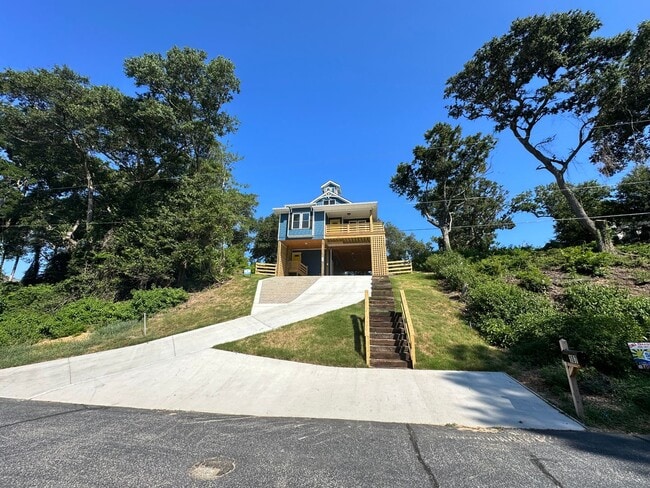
[273,181,388,276]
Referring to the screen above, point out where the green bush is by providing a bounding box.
[0,311,57,346]
[465,280,554,327]
[560,284,650,373]
[48,298,137,338]
[558,313,644,374]
[558,247,616,276]
[423,252,465,276]
[516,268,551,293]
[475,256,508,277]
[130,287,189,315]
[2,283,61,313]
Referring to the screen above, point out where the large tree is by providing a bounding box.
[511,181,612,247]
[611,165,650,242]
[445,10,636,252]
[593,21,650,172]
[384,223,432,270]
[251,214,280,263]
[0,47,254,294]
[390,123,511,252]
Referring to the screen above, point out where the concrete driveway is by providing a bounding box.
[0,276,583,430]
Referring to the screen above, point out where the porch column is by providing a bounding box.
[320,240,325,276]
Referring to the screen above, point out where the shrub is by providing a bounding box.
[475,256,508,277]
[465,280,554,327]
[49,298,137,338]
[560,284,650,373]
[0,311,57,346]
[2,283,61,313]
[130,287,189,316]
[558,313,644,374]
[423,252,465,276]
[559,247,616,276]
[516,268,551,293]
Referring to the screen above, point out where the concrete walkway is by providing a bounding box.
[0,276,583,430]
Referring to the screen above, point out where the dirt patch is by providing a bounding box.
[37,331,91,346]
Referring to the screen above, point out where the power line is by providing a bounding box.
[2,211,650,232]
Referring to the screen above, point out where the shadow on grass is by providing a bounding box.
[444,343,509,372]
[350,315,365,361]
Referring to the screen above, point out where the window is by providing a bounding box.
[291,211,311,229]
[323,198,336,205]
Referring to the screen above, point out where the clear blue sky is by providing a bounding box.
[2,0,650,255]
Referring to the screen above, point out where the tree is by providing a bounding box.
[0,47,253,293]
[251,214,279,263]
[593,21,650,172]
[611,165,650,242]
[511,181,612,247]
[445,10,635,252]
[384,223,432,270]
[390,123,511,252]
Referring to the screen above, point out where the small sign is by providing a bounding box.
[627,342,650,370]
[561,349,587,367]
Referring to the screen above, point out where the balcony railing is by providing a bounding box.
[325,221,385,237]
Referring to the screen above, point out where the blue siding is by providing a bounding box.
[278,214,288,240]
[287,228,313,238]
[286,207,313,239]
[313,211,325,238]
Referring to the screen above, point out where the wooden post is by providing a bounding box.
[320,241,325,276]
[143,313,147,336]
[559,339,584,420]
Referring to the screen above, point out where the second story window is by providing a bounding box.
[291,211,311,229]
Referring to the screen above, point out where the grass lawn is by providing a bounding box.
[390,273,510,372]
[217,272,509,372]
[0,274,263,369]
[216,302,367,367]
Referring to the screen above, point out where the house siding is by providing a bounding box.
[279,214,288,240]
[313,211,325,238]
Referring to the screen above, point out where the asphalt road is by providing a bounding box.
[0,398,648,487]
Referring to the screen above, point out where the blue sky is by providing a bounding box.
[2,0,650,261]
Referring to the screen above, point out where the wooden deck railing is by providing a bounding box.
[387,260,413,275]
[326,222,385,237]
[288,261,308,276]
[399,289,416,368]
[254,262,277,276]
[364,290,371,367]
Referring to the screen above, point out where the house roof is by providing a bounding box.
[272,180,378,217]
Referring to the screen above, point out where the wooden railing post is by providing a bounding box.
[364,290,371,367]
[399,289,416,368]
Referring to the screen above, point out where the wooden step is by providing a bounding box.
[370,358,410,368]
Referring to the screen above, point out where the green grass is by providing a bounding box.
[217,272,508,372]
[0,274,263,369]
[216,302,367,367]
[390,273,510,371]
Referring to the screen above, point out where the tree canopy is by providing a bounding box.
[0,47,254,297]
[390,123,511,252]
[445,10,646,252]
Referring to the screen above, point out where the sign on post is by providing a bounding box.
[627,342,650,371]
[559,339,584,420]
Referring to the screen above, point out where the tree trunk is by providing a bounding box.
[511,124,615,253]
[0,250,6,275]
[86,167,94,232]
[440,227,452,252]
[554,174,614,252]
[9,256,19,281]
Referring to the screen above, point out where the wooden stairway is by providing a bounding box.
[368,276,412,368]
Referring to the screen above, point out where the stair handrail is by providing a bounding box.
[364,290,371,367]
[399,289,416,368]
